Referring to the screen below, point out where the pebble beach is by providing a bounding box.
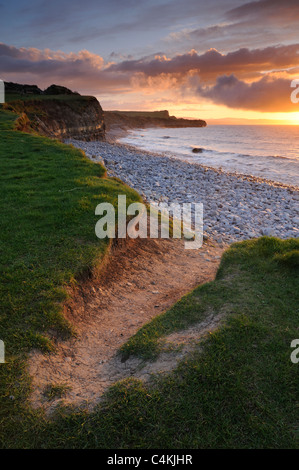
[66,138,299,244]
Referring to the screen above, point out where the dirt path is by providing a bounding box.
[28,236,226,412]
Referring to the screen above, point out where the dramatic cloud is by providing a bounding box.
[198,74,298,112]
[108,44,299,82]
[1,41,299,113]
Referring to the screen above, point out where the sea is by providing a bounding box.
[119,125,299,187]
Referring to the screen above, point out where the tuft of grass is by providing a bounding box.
[274,250,299,269]
[44,383,71,400]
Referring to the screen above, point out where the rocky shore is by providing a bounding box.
[66,138,299,244]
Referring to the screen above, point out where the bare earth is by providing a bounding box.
[28,236,226,412]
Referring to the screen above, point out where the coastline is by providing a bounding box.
[110,126,299,188]
[66,134,299,244]
[102,127,299,192]
[109,134,299,192]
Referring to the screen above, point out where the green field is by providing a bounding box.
[0,107,298,448]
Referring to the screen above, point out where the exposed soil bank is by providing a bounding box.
[29,235,225,412]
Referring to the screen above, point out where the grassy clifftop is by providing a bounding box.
[0,108,141,445]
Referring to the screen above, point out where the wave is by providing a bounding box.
[187,146,292,162]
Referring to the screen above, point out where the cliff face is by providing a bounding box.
[3,82,105,141]
[4,96,105,141]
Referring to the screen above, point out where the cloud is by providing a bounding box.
[226,0,299,22]
[108,44,299,81]
[0,43,105,66]
[0,43,132,94]
[198,74,298,112]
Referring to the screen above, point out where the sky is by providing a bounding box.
[1,0,299,123]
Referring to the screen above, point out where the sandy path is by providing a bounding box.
[28,236,226,412]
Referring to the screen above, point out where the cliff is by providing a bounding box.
[3,83,105,141]
[104,110,207,132]
[3,82,206,141]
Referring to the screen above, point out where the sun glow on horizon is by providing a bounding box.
[287,112,299,125]
[99,85,299,125]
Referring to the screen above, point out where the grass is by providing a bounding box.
[44,384,71,400]
[0,107,298,448]
[121,237,299,361]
